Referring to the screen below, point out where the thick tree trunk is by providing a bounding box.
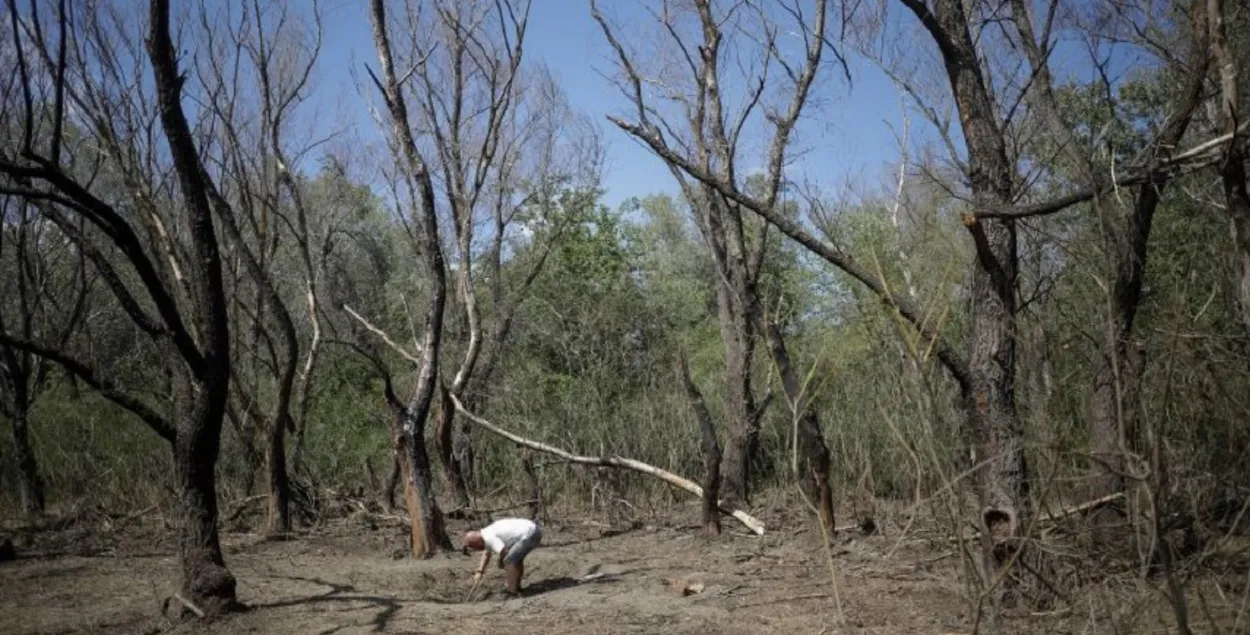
[10,400,45,515]
[694,193,759,508]
[172,375,238,615]
[717,284,756,506]
[264,415,291,535]
[392,411,452,557]
[963,219,1028,548]
[908,0,1031,613]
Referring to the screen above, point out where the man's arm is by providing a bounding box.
[474,551,492,578]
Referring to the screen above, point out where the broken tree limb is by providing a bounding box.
[1043,492,1125,522]
[449,394,766,535]
[945,492,1130,543]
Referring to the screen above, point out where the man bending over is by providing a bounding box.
[461,517,543,595]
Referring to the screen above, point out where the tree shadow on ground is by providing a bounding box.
[250,575,401,632]
[468,573,623,603]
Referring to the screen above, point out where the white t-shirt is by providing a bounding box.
[480,518,538,554]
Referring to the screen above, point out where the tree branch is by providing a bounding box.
[450,392,764,535]
[605,116,972,389]
[0,332,174,441]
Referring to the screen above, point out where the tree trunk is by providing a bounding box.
[1207,0,1250,342]
[963,218,1028,550]
[522,453,544,523]
[264,414,292,535]
[434,383,471,510]
[695,193,759,508]
[908,0,1030,613]
[368,0,453,558]
[172,374,238,615]
[717,283,757,506]
[1083,4,1206,501]
[1087,193,1156,503]
[385,451,401,512]
[392,409,453,557]
[758,319,835,533]
[9,398,45,515]
[678,351,722,536]
[1222,159,1250,339]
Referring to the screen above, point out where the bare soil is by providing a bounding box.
[1,503,1245,634]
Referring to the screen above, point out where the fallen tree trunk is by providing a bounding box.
[449,394,766,535]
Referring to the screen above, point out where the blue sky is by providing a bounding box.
[311,0,908,211]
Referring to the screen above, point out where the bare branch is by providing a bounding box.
[0,332,174,441]
[342,304,423,367]
[450,392,765,535]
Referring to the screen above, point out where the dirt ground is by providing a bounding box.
[1,502,1245,635]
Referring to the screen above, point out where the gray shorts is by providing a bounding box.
[503,525,542,565]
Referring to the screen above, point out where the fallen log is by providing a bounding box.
[449,394,766,536]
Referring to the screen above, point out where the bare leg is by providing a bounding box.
[504,560,523,594]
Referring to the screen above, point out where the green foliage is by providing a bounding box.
[5,122,1248,528]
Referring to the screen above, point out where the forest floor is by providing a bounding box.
[2,499,1246,634]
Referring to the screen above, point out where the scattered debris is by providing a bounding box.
[662,577,705,596]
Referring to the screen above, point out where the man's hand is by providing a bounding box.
[472,570,483,583]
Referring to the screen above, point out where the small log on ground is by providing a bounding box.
[450,394,765,535]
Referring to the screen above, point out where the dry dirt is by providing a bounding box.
[1,503,1244,634]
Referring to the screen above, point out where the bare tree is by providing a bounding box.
[362,0,454,557]
[0,202,92,515]
[0,0,245,613]
[592,0,835,529]
[594,0,1244,618]
[397,0,530,509]
[192,0,330,535]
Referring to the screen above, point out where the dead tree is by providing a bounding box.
[394,0,600,511]
[419,0,531,511]
[0,203,91,515]
[0,0,246,614]
[193,0,335,535]
[362,0,454,558]
[591,0,835,530]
